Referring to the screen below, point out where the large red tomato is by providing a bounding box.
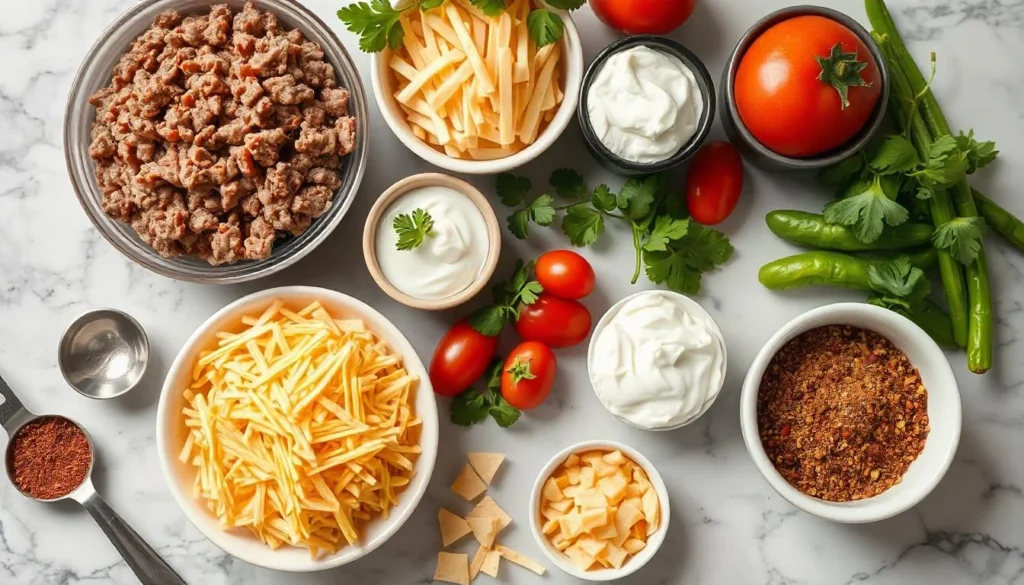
[429,321,498,397]
[500,341,557,410]
[588,0,697,35]
[734,15,882,158]
[686,141,744,225]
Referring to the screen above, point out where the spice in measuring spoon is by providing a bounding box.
[8,417,92,500]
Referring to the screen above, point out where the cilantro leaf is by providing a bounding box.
[869,135,920,175]
[956,129,998,174]
[545,0,586,9]
[818,155,865,187]
[527,8,564,48]
[507,195,556,239]
[506,259,531,294]
[392,208,434,251]
[562,204,605,247]
[496,173,532,207]
[550,168,587,200]
[470,0,506,16]
[913,134,969,190]
[643,216,690,253]
[337,0,408,53]
[488,391,521,428]
[867,256,926,298]
[467,306,510,336]
[932,216,985,266]
[591,184,616,212]
[616,176,658,221]
[823,176,910,243]
[643,224,733,294]
[450,390,490,427]
[519,281,543,305]
[420,0,445,10]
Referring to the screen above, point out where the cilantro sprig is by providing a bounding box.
[933,216,986,266]
[467,260,543,336]
[449,359,521,428]
[338,0,582,53]
[866,255,930,314]
[392,208,434,251]
[496,170,733,295]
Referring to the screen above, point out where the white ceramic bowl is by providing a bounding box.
[529,440,670,581]
[155,287,439,571]
[370,5,584,175]
[740,303,961,524]
[587,290,727,431]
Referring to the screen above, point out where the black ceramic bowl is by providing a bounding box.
[578,36,716,176]
[720,5,889,171]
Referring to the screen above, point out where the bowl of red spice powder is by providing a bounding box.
[740,302,962,523]
[5,416,94,501]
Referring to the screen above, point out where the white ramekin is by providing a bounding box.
[740,302,961,523]
[586,290,727,431]
[529,440,670,581]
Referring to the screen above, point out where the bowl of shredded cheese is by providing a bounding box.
[156,287,438,571]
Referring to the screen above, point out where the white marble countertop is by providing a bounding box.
[2,0,1023,583]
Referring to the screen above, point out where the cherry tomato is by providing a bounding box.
[588,0,697,35]
[686,141,744,225]
[734,15,882,158]
[500,341,557,410]
[535,250,596,300]
[429,320,498,397]
[515,294,592,348]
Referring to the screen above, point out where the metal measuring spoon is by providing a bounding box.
[0,374,186,585]
[59,309,150,399]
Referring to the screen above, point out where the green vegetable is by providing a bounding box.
[957,130,999,175]
[869,0,992,373]
[973,189,1024,252]
[497,170,733,295]
[758,251,935,292]
[766,210,933,251]
[450,359,521,428]
[858,246,937,269]
[467,260,542,336]
[823,174,909,243]
[816,43,874,109]
[932,216,985,265]
[527,9,564,48]
[870,297,957,348]
[392,208,434,251]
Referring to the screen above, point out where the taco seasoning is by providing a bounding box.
[8,417,92,500]
[757,325,929,502]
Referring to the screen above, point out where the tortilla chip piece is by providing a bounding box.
[467,452,505,485]
[434,552,469,585]
[480,549,501,577]
[467,515,500,548]
[469,544,489,579]
[468,496,511,529]
[495,544,546,575]
[451,464,488,502]
[438,508,472,547]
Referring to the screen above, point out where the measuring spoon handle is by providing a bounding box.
[79,488,187,585]
[0,373,33,436]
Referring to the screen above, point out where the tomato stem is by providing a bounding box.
[816,42,873,109]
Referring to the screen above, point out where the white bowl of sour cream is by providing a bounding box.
[362,173,501,310]
[587,290,727,431]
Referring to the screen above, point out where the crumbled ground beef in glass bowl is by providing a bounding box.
[65,0,367,283]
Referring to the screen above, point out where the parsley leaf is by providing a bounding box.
[496,173,532,207]
[508,195,556,239]
[550,168,587,200]
[545,0,586,9]
[591,184,616,212]
[913,134,969,191]
[468,260,542,335]
[450,359,521,428]
[467,306,510,337]
[470,0,506,16]
[616,176,658,221]
[337,0,408,53]
[420,0,445,10]
[869,135,920,175]
[932,216,986,266]
[643,224,733,295]
[450,389,490,427]
[867,256,926,298]
[562,204,605,247]
[643,216,690,253]
[392,208,434,251]
[823,175,910,243]
[488,391,521,428]
[819,154,865,187]
[956,129,998,174]
[527,8,564,48]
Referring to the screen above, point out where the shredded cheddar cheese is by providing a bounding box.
[179,299,422,559]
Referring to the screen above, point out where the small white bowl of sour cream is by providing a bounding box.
[363,173,501,311]
[586,290,727,431]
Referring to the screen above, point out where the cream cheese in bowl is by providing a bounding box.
[588,290,726,430]
[374,185,490,300]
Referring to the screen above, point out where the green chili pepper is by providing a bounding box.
[766,210,934,251]
[858,247,938,268]
[758,250,935,292]
[973,189,1024,252]
[901,299,958,348]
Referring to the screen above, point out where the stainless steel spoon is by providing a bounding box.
[0,374,186,585]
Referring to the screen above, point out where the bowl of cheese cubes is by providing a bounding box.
[529,440,669,580]
[370,0,583,174]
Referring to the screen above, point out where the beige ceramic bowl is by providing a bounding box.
[362,173,501,310]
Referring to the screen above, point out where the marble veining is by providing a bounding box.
[1,0,1023,583]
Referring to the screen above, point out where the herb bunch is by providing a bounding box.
[449,358,520,428]
[497,170,733,295]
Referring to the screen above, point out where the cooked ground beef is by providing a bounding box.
[88,2,356,265]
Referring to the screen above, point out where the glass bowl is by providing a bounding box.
[64,0,369,284]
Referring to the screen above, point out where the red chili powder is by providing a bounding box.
[8,417,92,500]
